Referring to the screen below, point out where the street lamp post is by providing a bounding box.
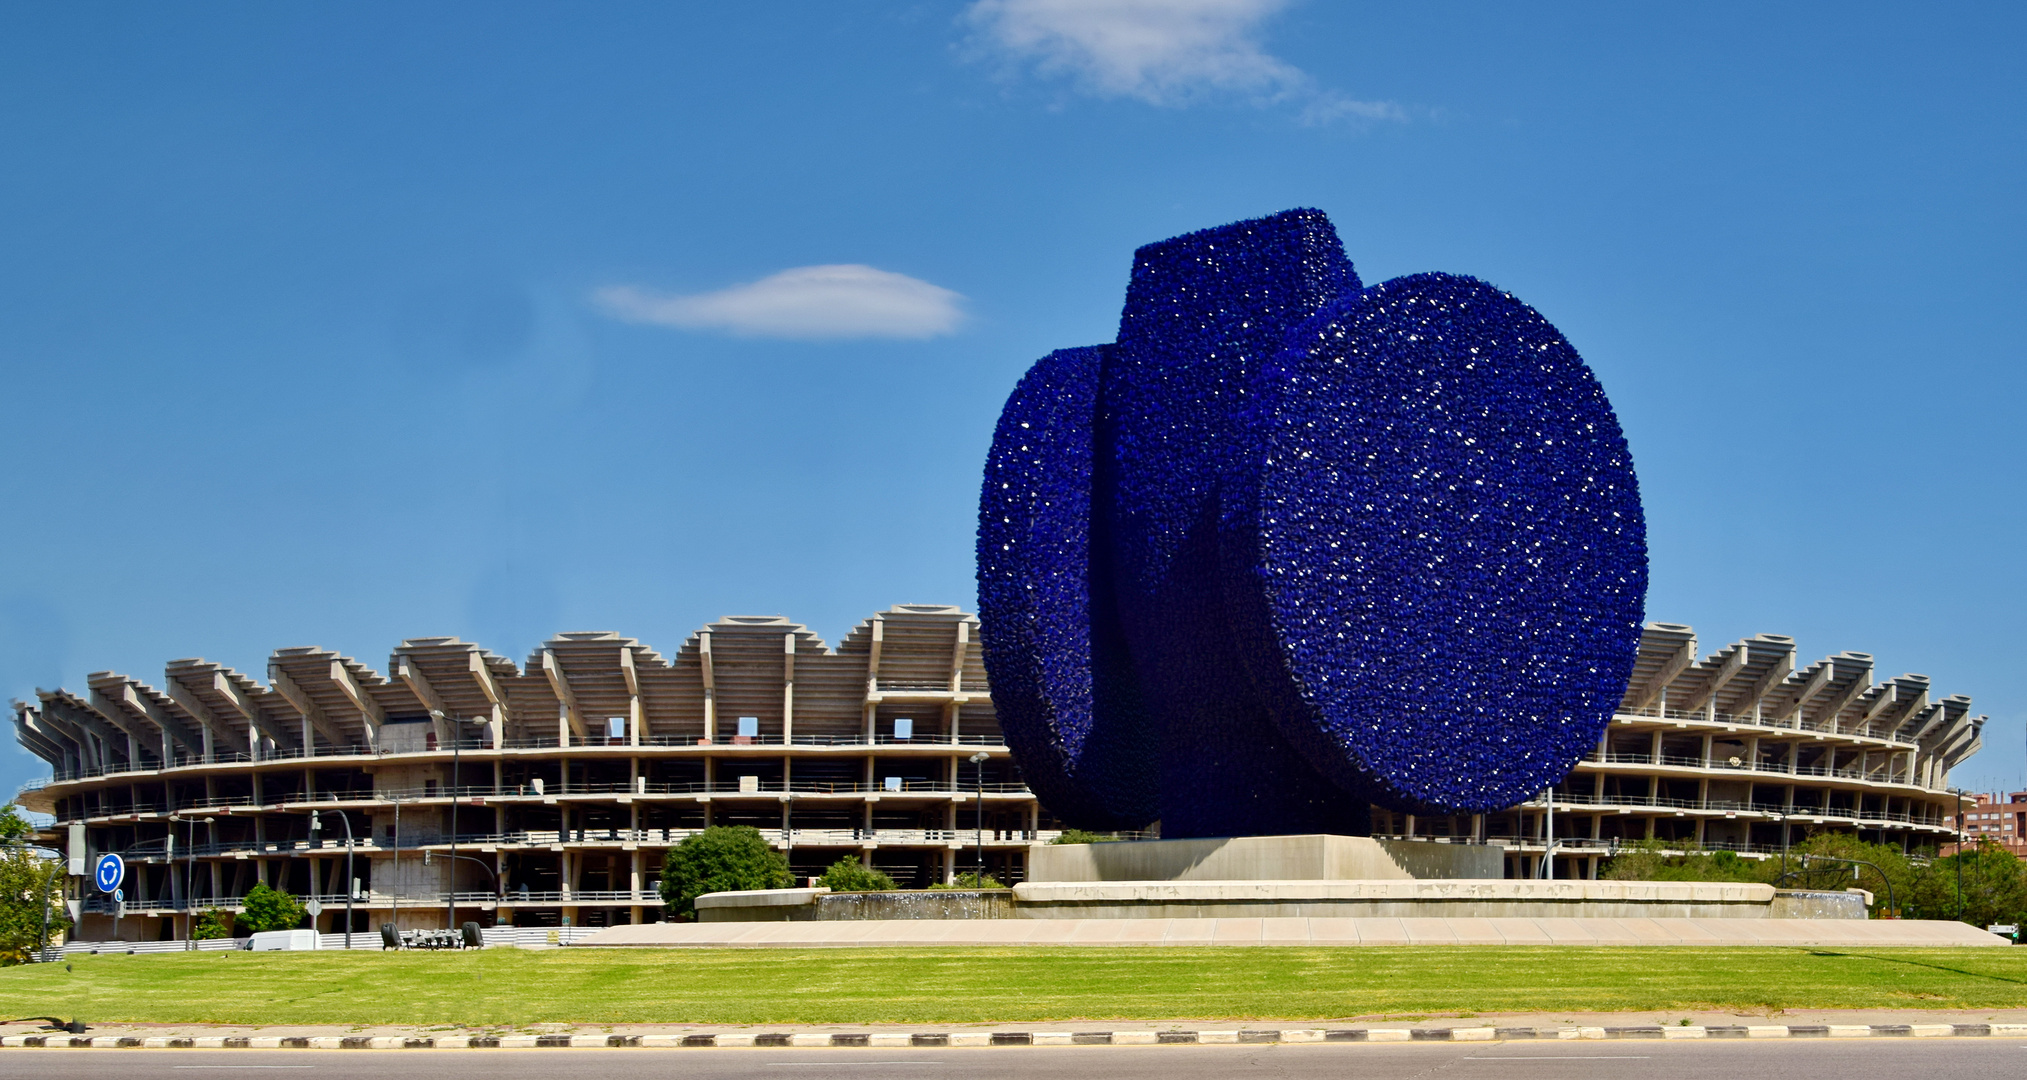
[1954,789,1966,921]
[307,809,355,948]
[1538,787,1558,880]
[437,713,486,934]
[390,794,400,938]
[425,851,499,895]
[1775,854,1897,919]
[1776,809,1789,883]
[968,751,989,883]
[171,814,214,948]
[779,793,795,875]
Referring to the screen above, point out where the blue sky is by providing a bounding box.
[1,2,2021,797]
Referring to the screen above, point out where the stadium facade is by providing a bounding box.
[12,608,1983,940]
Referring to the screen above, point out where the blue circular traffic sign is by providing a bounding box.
[93,853,124,894]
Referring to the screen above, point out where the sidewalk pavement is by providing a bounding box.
[6,1009,2025,1049]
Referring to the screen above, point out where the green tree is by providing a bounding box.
[1904,840,2027,928]
[192,909,232,940]
[1048,829,1115,845]
[816,857,896,892]
[1600,839,1761,883]
[0,805,34,841]
[930,871,1006,890]
[659,826,791,920]
[1597,831,2027,924]
[0,847,68,964]
[237,882,307,934]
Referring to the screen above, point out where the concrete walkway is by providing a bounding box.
[579,916,2004,948]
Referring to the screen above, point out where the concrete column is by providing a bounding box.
[1649,729,1663,762]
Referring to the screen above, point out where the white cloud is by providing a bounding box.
[594,265,966,341]
[1299,92,1407,127]
[966,0,1400,121]
[968,0,1300,104]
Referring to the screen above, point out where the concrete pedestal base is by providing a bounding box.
[1010,879,1776,919]
[1028,834,1503,883]
[689,837,1875,925]
[583,916,2004,948]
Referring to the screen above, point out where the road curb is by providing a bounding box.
[2,1023,2024,1048]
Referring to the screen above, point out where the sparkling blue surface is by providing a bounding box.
[978,209,1647,836]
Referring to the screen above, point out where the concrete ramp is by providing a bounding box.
[576,917,2004,949]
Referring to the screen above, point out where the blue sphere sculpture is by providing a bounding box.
[977,209,1647,838]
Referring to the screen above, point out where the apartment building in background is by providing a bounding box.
[1949,791,2027,856]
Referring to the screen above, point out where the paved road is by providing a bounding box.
[3,1041,2025,1080]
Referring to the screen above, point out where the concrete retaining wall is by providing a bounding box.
[694,879,1802,922]
[1027,834,1502,883]
[1010,879,1781,920]
[695,888,1016,923]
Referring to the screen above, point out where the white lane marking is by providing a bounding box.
[763,1064,944,1067]
[1461,1056,1653,1060]
[170,1068,317,1071]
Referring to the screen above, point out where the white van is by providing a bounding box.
[247,929,321,951]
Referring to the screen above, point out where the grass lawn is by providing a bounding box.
[1,947,2022,1027]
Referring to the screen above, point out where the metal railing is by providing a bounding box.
[52,774,1039,821]
[1516,792,1948,827]
[103,826,1062,862]
[31,734,1016,787]
[1612,705,1918,746]
[873,680,992,694]
[418,827,1056,848]
[1581,751,1918,785]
